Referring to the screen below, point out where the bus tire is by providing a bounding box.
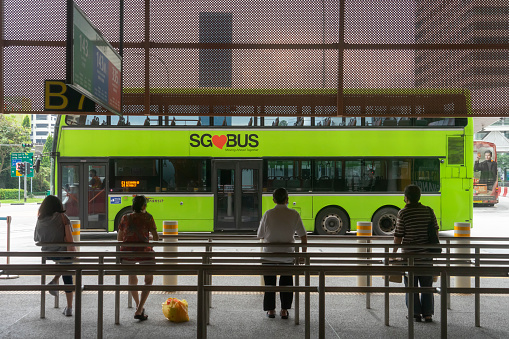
[372,207,399,235]
[114,206,133,231]
[315,207,349,235]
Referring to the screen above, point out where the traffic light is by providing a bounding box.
[33,158,41,173]
[21,143,33,148]
[25,162,32,176]
[18,162,25,175]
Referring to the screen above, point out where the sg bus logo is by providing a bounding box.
[190,134,259,149]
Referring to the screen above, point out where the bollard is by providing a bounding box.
[357,222,372,287]
[163,221,178,286]
[71,220,81,251]
[454,222,471,289]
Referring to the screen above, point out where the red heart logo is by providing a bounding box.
[212,135,227,149]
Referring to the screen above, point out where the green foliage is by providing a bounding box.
[0,188,24,200]
[42,134,53,167]
[497,153,509,171]
[0,115,31,188]
[22,115,31,128]
[32,166,50,191]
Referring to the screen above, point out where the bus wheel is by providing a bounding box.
[315,208,348,235]
[114,207,133,231]
[372,207,398,235]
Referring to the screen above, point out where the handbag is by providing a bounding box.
[427,207,442,253]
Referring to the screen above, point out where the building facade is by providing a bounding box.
[30,114,55,145]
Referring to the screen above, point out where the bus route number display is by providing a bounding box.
[121,181,139,188]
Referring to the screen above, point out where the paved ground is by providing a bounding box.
[0,274,508,339]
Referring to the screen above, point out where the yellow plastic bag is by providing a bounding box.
[162,297,189,322]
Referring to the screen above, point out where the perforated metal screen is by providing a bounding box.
[1,0,508,116]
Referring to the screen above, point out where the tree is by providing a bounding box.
[22,115,31,129]
[0,115,30,188]
[31,134,53,192]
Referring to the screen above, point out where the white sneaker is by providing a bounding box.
[63,307,72,316]
[47,280,58,297]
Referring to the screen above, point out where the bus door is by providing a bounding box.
[59,161,108,230]
[213,160,262,231]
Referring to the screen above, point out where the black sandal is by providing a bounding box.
[280,310,289,319]
[134,308,148,321]
[266,311,275,318]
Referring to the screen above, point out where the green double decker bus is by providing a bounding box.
[53,89,473,235]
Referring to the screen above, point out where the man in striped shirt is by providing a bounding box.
[393,184,439,323]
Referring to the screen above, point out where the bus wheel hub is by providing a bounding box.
[322,215,342,233]
[379,214,396,233]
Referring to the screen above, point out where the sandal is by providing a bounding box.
[424,315,433,322]
[280,309,289,319]
[266,311,276,318]
[406,315,422,322]
[134,308,148,321]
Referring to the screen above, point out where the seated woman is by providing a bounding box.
[117,195,160,321]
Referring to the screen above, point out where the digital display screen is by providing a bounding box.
[121,180,140,188]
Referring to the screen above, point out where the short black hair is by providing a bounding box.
[404,185,421,204]
[132,195,147,212]
[273,187,288,204]
[90,169,97,175]
[484,150,492,156]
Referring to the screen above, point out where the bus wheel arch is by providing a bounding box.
[314,206,350,235]
[114,206,133,232]
[371,206,399,235]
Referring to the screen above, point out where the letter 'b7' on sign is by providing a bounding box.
[44,80,95,112]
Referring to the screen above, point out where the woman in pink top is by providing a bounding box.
[117,195,159,321]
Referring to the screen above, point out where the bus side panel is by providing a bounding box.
[108,195,214,232]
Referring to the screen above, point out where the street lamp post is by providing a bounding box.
[134,52,170,88]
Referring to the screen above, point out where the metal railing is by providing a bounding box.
[1,235,509,339]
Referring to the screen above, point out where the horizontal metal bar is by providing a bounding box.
[5,40,507,51]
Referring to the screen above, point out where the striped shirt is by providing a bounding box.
[394,203,439,254]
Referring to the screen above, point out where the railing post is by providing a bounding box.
[475,247,480,327]
[197,267,206,339]
[305,256,310,339]
[207,238,212,320]
[407,257,414,339]
[115,246,120,324]
[441,270,448,338]
[318,270,325,339]
[384,247,390,326]
[0,216,18,279]
[446,238,451,309]
[294,245,299,325]
[75,268,82,339]
[40,256,46,319]
[97,256,104,339]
